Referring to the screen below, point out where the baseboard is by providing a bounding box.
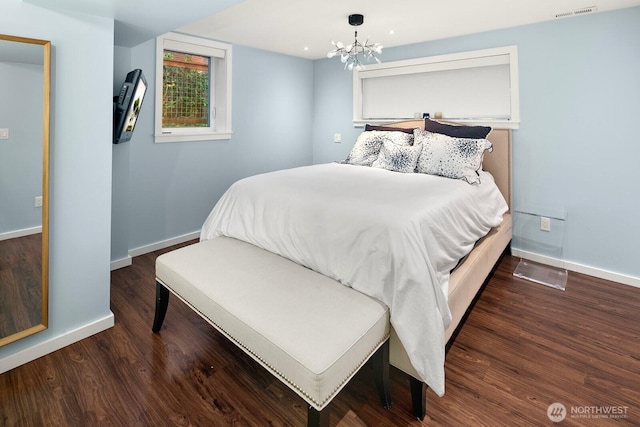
[0,226,42,241]
[0,313,115,374]
[110,256,132,271]
[511,248,640,289]
[128,231,199,258]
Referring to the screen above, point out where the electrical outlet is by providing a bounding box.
[334,133,341,143]
[0,128,8,140]
[540,216,551,232]
[35,196,43,207]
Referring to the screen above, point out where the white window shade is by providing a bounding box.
[362,64,511,120]
[354,46,519,128]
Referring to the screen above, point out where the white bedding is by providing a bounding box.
[200,162,508,396]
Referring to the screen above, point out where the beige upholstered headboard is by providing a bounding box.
[383,119,512,211]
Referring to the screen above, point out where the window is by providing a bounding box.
[162,50,209,128]
[155,32,232,143]
[353,46,519,129]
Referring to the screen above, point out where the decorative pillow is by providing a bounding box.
[414,129,492,184]
[345,131,413,166]
[372,139,422,173]
[365,124,415,134]
[424,118,491,139]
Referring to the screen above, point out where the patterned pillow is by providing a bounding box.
[345,131,413,166]
[372,138,422,173]
[414,129,492,184]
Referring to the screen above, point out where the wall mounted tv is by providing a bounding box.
[113,69,147,144]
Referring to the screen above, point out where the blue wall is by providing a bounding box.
[2,1,637,371]
[110,7,639,282]
[312,7,640,280]
[111,42,314,257]
[0,1,114,362]
[111,46,134,263]
[0,62,42,233]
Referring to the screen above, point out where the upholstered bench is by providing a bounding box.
[152,237,391,427]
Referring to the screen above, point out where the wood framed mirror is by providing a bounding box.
[0,34,50,346]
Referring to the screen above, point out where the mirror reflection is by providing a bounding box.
[0,34,50,346]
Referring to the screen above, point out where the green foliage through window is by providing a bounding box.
[162,50,209,128]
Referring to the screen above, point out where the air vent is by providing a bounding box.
[555,11,574,18]
[555,5,598,19]
[574,6,597,15]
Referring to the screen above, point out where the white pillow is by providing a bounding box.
[372,139,422,173]
[345,131,413,166]
[414,129,492,184]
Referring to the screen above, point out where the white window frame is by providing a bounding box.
[154,32,232,143]
[353,46,520,129]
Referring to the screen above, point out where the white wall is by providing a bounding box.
[0,0,115,370]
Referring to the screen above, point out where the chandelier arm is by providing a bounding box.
[327,13,382,70]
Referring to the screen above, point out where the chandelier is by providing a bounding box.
[327,14,383,71]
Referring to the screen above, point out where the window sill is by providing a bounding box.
[154,131,233,143]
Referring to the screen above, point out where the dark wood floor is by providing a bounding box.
[0,234,42,339]
[1,243,639,426]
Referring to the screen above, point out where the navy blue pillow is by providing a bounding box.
[365,124,415,134]
[424,118,491,139]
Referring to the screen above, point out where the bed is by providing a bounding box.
[199,118,512,416]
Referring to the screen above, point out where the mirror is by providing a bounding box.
[0,34,50,346]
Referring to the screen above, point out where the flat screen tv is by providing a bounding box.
[113,69,147,144]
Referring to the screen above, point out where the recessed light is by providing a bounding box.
[389,30,395,35]
[303,46,309,51]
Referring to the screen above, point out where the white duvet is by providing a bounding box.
[200,162,508,396]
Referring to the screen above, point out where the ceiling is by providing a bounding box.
[23,0,245,47]
[23,0,640,58]
[178,0,640,59]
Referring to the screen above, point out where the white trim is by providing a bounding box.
[111,231,199,271]
[358,50,511,78]
[110,256,132,271]
[154,32,232,144]
[154,131,232,143]
[0,226,42,241]
[353,45,519,128]
[512,248,640,289]
[164,38,225,59]
[128,230,199,258]
[0,313,114,374]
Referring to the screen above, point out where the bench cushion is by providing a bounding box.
[155,237,390,410]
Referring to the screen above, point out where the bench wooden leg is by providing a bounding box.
[152,281,170,333]
[307,405,329,427]
[409,376,426,420]
[372,340,392,409]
